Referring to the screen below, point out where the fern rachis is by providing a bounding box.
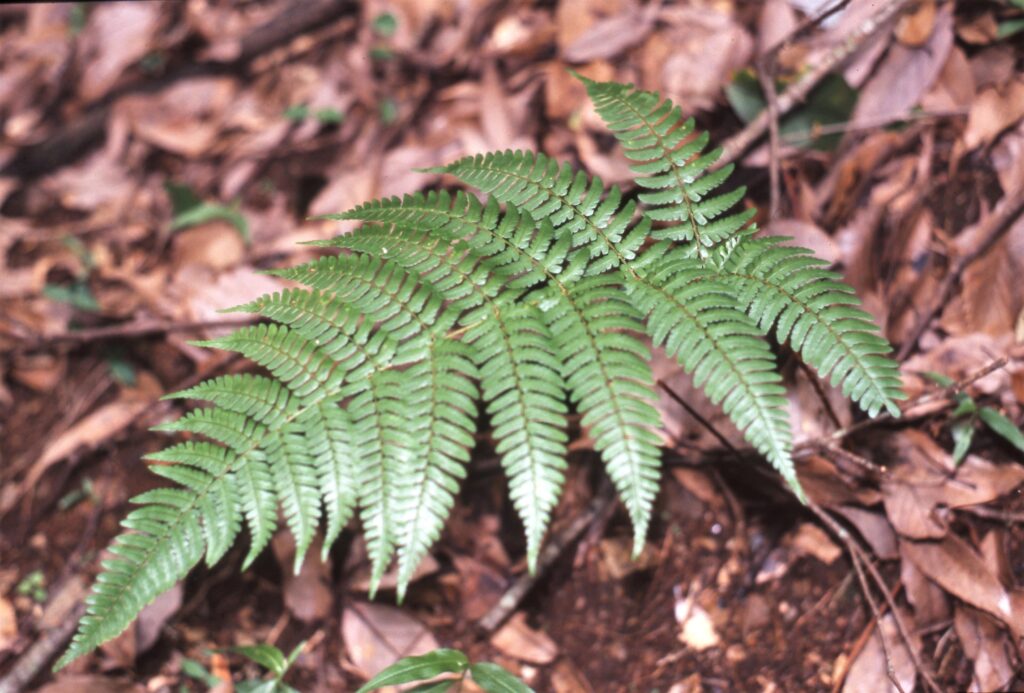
[57,75,903,669]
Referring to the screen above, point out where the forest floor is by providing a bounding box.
[2,1,1024,691]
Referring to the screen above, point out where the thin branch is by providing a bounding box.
[477,490,616,634]
[719,0,913,167]
[10,317,259,350]
[897,191,1024,360]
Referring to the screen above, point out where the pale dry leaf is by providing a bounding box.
[954,605,1016,693]
[848,4,953,130]
[787,522,841,565]
[0,596,16,652]
[341,602,439,680]
[963,79,1024,151]
[136,583,183,655]
[172,222,247,272]
[834,505,898,559]
[757,0,798,56]
[882,431,1024,539]
[902,533,1024,640]
[272,534,333,623]
[899,541,950,627]
[969,45,1017,91]
[648,5,752,113]
[562,1,657,63]
[841,611,920,693]
[551,658,594,693]
[24,373,162,491]
[78,2,161,101]
[114,77,237,158]
[676,602,719,652]
[895,0,936,47]
[990,121,1024,196]
[920,46,975,113]
[955,11,999,45]
[766,219,840,264]
[901,334,1013,401]
[490,612,559,665]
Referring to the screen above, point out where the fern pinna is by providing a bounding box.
[58,75,903,668]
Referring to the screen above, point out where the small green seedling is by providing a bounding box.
[16,570,47,604]
[922,371,1024,464]
[356,648,532,693]
[165,181,249,243]
[225,641,306,693]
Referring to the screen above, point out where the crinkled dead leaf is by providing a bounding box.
[490,612,559,665]
[562,1,657,63]
[963,79,1024,151]
[78,2,162,101]
[902,533,1024,640]
[341,602,439,681]
[954,605,1016,692]
[899,541,950,627]
[0,595,16,652]
[834,505,898,560]
[848,4,952,130]
[841,610,920,693]
[882,430,1024,539]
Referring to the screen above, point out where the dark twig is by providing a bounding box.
[656,379,739,455]
[808,502,941,693]
[719,0,913,167]
[10,317,258,351]
[897,191,1024,360]
[477,490,616,634]
[0,604,84,693]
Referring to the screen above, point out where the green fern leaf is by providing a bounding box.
[726,236,903,416]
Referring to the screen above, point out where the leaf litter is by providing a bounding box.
[2,0,1024,691]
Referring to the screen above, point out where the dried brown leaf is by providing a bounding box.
[841,610,920,693]
[834,506,898,560]
[954,605,1016,692]
[848,4,953,130]
[78,3,161,101]
[899,541,950,627]
[903,533,1024,639]
[341,602,439,680]
[490,612,559,665]
[562,2,656,63]
[963,79,1024,151]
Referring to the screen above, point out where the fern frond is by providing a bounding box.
[442,150,795,501]
[59,75,904,670]
[578,75,752,259]
[630,252,798,493]
[725,236,903,416]
[394,339,479,597]
[340,193,661,556]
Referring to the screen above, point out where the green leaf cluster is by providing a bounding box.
[356,649,532,693]
[57,75,903,669]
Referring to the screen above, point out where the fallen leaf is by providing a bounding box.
[895,0,936,47]
[135,583,182,654]
[833,506,898,560]
[899,541,950,627]
[0,596,16,652]
[490,612,559,665]
[78,2,162,101]
[954,605,1016,692]
[22,373,162,493]
[341,602,439,680]
[172,221,247,272]
[902,533,1024,639]
[551,658,594,693]
[963,79,1024,151]
[848,4,953,130]
[881,431,1024,540]
[272,534,333,623]
[562,1,657,63]
[787,522,841,565]
[841,611,920,693]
